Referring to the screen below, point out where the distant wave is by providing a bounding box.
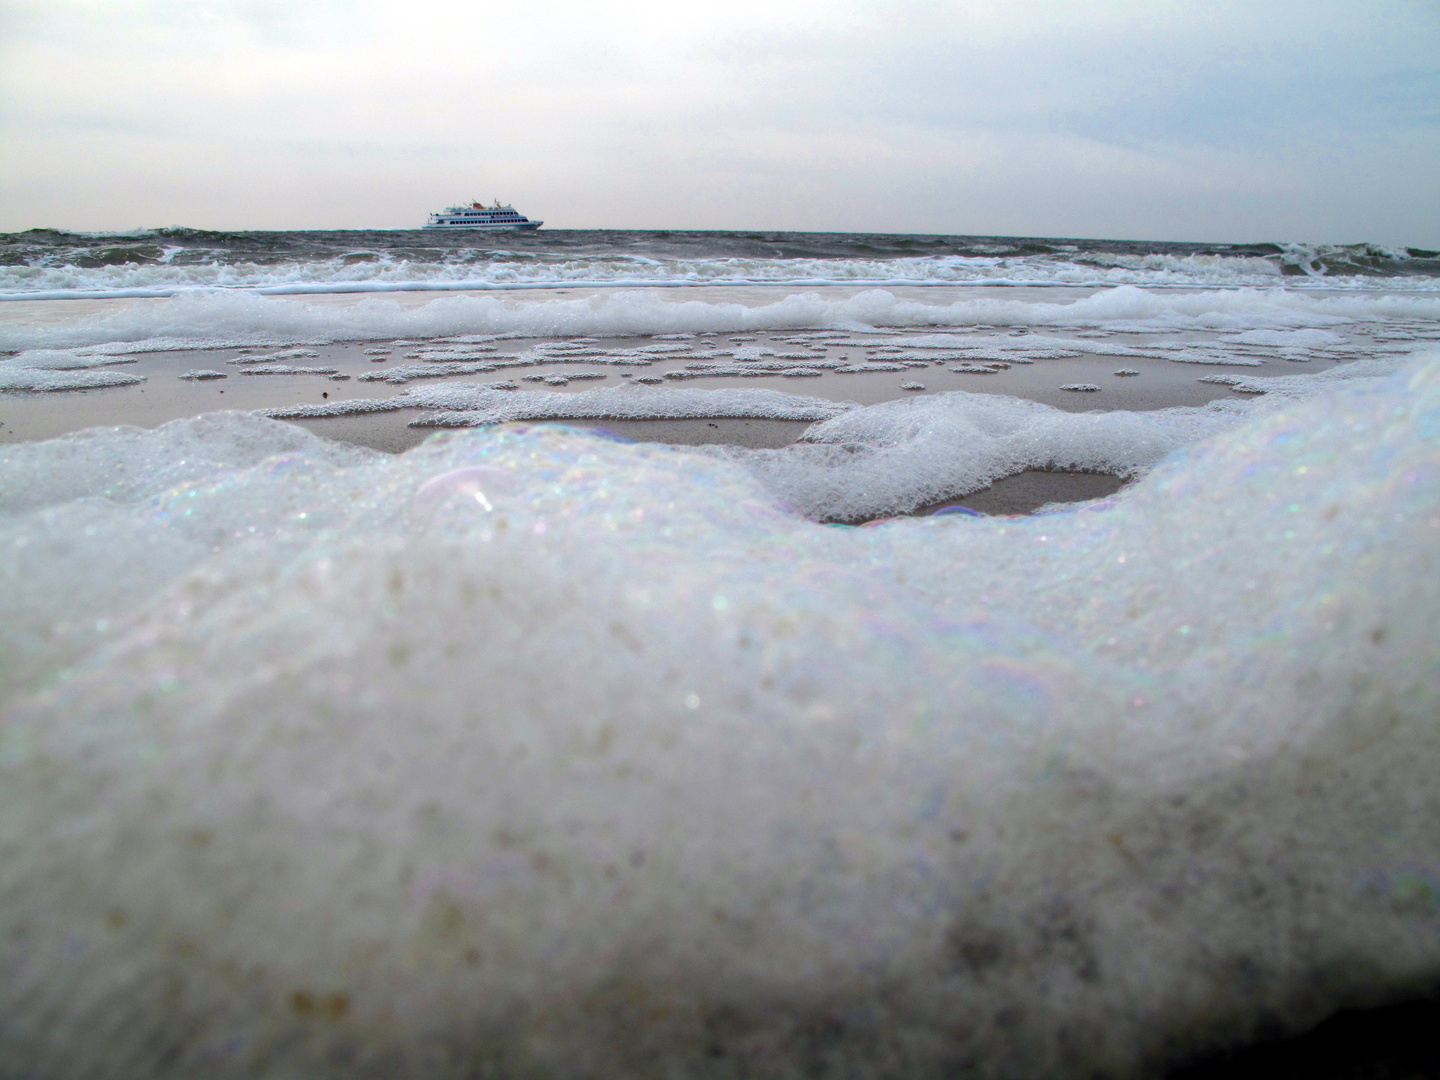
[2,231,1436,300]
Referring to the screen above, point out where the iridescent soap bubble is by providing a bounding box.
[409,465,519,523]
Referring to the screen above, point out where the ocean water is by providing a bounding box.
[3,228,1440,299]
[2,231,1439,1078]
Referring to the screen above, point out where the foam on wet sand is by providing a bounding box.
[2,279,1439,1076]
[1,347,1437,1078]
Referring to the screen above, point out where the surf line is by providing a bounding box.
[0,278,1263,302]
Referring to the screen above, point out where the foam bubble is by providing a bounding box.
[1,353,1437,1077]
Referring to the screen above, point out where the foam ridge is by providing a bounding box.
[4,286,1440,356]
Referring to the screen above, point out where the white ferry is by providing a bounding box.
[424,200,542,230]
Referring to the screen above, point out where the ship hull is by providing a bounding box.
[422,221,543,231]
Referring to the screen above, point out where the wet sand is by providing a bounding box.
[0,334,1268,446]
[5,281,1405,448]
[924,469,1127,516]
[1,287,1422,524]
[286,413,820,454]
[0,314,1380,518]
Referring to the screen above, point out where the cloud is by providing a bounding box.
[1,0,1436,242]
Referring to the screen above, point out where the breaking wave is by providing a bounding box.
[5,285,1440,355]
[2,229,1437,300]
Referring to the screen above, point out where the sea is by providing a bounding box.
[4,228,1440,298]
[2,229,1439,1078]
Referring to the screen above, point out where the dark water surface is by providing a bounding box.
[2,227,1436,274]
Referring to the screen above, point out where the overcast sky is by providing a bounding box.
[2,0,1437,244]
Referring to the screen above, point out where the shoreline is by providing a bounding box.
[15,277,1431,303]
[0,317,1352,447]
[3,309,1425,517]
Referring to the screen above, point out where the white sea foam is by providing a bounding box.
[711,390,1244,521]
[360,361,501,383]
[226,348,322,365]
[1,353,1437,1077]
[269,384,856,426]
[237,364,340,376]
[661,361,850,379]
[5,286,1440,356]
[1162,350,1266,366]
[1232,328,1346,348]
[0,348,145,391]
[1194,358,1406,399]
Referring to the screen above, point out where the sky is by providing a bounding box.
[1,0,1437,244]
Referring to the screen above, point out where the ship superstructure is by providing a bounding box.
[424,200,542,230]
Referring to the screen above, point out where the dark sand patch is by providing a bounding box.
[525,416,815,449]
[820,471,1129,525]
[282,414,816,454]
[286,409,435,454]
[926,469,1128,517]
